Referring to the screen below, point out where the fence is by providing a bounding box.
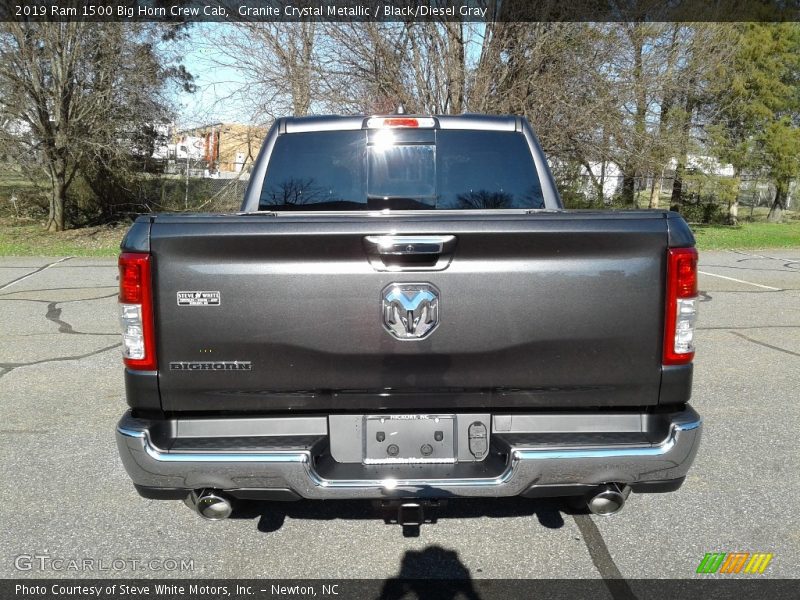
[81,160,254,224]
[2,163,796,227]
[147,173,250,214]
[561,171,796,223]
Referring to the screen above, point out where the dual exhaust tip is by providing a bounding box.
[184,483,631,520]
[586,483,631,516]
[184,489,233,520]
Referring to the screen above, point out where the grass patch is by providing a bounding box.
[0,219,125,257]
[1,216,798,258]
[692,222,800,250]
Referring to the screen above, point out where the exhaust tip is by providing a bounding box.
[185,489,233,521]
[587,484,631,516]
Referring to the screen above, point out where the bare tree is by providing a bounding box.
[0,22,191,230]
[481,22,736,208]
[323,20,467,115]
[203,22,317,120]
[182,18,774,219]
[319,23,413,113]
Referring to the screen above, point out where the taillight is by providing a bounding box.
[119,252,156,370]
[663,247,698,365]
[366,117,436,128]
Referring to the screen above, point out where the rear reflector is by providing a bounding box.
[119,252,157,371]
[663,247,698,365]
[366,117,435,129]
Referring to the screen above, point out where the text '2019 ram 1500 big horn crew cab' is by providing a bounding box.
[116,113,702,523]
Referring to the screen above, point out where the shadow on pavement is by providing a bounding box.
[379,546,482,596]
[231,496,574,535]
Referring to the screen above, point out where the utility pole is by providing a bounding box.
[185,153,189,210]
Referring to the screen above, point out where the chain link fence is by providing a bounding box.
[3,161,796,227]
[559,171,796,223]
[144,172,251,214]
[1,162,254,225]
[70,161,254,225]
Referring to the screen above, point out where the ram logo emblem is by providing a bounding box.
[382,283,440,340]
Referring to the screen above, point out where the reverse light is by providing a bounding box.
[119,252,157,370]
[663,247,698,365]
[366,117,436,129]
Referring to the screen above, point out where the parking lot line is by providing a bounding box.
[0,257,73,292]
[698,270,781,291]
[2,250,798,578]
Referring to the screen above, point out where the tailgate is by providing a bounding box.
[150,212,670,412]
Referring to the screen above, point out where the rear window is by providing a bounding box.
[258,129,544,211]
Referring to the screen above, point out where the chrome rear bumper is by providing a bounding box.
[116,407,702,499]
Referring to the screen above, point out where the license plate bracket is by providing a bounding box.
[363,415,456,464]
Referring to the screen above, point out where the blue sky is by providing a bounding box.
[173,22,488,127]
[174,23,248,127]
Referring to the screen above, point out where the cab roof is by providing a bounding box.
[280,114,523,134]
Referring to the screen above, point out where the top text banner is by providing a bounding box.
[2,0,800,22]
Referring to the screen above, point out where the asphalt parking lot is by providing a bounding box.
[1,249,798,581]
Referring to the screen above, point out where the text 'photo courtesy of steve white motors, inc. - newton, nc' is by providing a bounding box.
[13,582,343,598]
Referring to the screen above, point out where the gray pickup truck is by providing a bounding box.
[116,113,702,524]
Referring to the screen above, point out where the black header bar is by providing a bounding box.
[2,0,800,23]
[4,579,800,600]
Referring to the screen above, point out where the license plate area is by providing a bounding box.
[364,415,456,464]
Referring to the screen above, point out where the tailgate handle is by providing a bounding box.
[363,235,457,271]
[364,235,456,256]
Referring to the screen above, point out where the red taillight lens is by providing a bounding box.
[664,247,699,365]
[119,252,156,371]
[119,259,145,303]
[366,116,436,129]
[674,252,698,298]
[382,118,419,127]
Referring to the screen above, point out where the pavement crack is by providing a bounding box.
[728,331,800,358]
[0,257,73,292]
[728,249,800,268]
[0,342,121,375]
[0,430,51,434]
[704,289,799,293]
[46,302,74,333]
[58,293,118,304]
[0,293,118,304]
[0,285,116,297]
[35,296,118,336]
[698,325,800,330]
[12,332,118,338]
[703,263,797,274]
[573,514,637,600]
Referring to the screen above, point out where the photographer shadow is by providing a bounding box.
[378,545,482,599]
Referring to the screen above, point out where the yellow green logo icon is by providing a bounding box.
[696,552,773,574]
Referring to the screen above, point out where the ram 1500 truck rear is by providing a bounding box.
[116,113,702,522]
